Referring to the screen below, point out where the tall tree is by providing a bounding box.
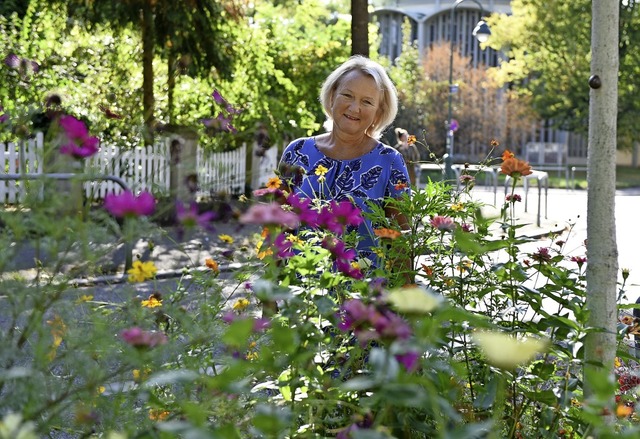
[583,0,619,420]
[66,0,241,142]
[486,0,640,152]
[351,0,368,56]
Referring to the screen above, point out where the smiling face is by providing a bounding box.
[330,70,382,138]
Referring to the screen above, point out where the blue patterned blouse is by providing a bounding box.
[279,137,410,264]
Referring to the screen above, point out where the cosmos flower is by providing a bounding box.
[104,190,155,218]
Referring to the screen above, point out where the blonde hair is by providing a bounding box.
[320,55,398,139]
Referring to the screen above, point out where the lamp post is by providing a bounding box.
[444,0,491,182]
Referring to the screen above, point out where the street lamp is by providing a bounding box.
[444,0,491,182]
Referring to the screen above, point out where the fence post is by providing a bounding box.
[167,126,199,210]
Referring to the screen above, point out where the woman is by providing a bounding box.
[393,128,420,187]
[278,55,411,268]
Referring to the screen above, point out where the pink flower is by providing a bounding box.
[104,190,155,218]
[120,327,167,348]
[176,202,217,231]
[430,215,456,232]
[506,194,522,203]
[570,255,587,266]
[239,203,299,229]
[58,115,99,159]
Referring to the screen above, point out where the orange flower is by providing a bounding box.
[501,149,515,161]
[374,228,402,239]
[407,135,417,145]
[500,157,532,177]
[616,404,634,418]
[266,176,282,189]
[205,258,219,273]
[490,139,500,147]
[394,182,408,190]
[421,264,434,278]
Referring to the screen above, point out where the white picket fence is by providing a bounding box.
[0,134,261,203]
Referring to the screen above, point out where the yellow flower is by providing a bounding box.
[47,314,66,360]
[205,258,219,274]
[97,386,106,395]
[315,165,329,177]
[233,298,250,311]
[407,135,417,145]
[451,202,464,212]
[75,294,93,304]
[141,294,162,308]
[286,233,303,245]
[127,260,157,283]
[266,176,282,189]
[219,234,234,244]
[615,357,622,368]
[245,351,259,361]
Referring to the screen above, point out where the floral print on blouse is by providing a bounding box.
[279,137,410,265]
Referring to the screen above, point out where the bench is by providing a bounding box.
[452,164,499,205]
[504,170,548,227]
[524,142,570,188]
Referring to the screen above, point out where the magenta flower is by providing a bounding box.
[338,299,375,331]
[570,255,587,266]
[335,259,364,280]
[395,350,420,372]
[0,106,7,124]
[272,233,294,259]
[176,202,217,231]
[338,299,413,346]
[530,247,552,263]
[120,327,167,348]
[371,311,412,341]
[286,193,319,228]
[322,237,356,261]
[506,194,522,203]
[58,115,99,159]
[239,203,300,229]
[104,190,155,218]
[430,215,456,232]
[318,200,363,234]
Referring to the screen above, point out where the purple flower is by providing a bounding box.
[371,311,412,341]
[321,237,356,261]
[58,115,99,159]
[395,350,420,371]
[286,194,319,228]
[212,89,227,105]
[338,299,375,331]
[253,318,271,332]
[570,255,587,266]
[120,327,167,348]
[4,54,39,75]
[318,200,363,234]
[104,190,155,218]
[335,259,364,280]
[272,233,294,259]
[239,203,300,229]
[176,202,217,231]
[0,106,7,124]
[430,215,456,232]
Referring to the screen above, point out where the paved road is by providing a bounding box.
[470,186,640,303]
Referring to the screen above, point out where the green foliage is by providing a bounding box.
[486,0,640,149]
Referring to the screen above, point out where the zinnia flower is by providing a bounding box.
[104,190,155,218]
[141,293,162,308]
[430,215,456,232]
[121,327,167,348]
[205,258,220,274]
[239,203,300,229]
[501,156,532,178]
[373,228,402,240]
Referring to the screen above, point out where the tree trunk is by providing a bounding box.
[351,0,369,56]
[167,50,176,125]
[584,0,619,413]
[142,1,155,144]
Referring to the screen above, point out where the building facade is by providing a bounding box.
[372,0,590,166]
